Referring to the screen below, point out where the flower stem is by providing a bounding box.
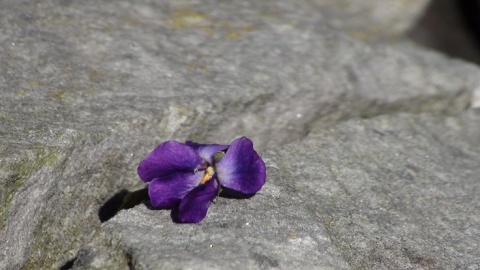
[212,182,222,204]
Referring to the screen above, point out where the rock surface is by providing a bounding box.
[1,0,479,269]
[300,0,430,40]
[72,111,480,269]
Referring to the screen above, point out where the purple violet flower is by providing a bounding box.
[137,137,266,223]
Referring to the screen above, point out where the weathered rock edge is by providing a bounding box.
[72,111,480,269]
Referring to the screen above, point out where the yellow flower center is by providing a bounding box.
[200,166,215,184]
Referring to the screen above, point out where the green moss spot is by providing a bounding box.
[50,89,65,102]
[0,113,12,122]
[1,146,60,230]
[170,9,210,29]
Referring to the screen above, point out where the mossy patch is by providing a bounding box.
[21,207,91,270]
[1,145,60,230]
[19,133,132,270]
[169,8,256,39]
[170,9,211,30]
[49,88,66,101]
[0,113,13,122]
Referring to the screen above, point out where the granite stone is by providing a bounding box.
[72,111,480,269]
[1,0,479,269]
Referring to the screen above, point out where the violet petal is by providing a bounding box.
[138,141,203,183]
[178,178,219,223]
[148,172,203,208]
[185,141,229,165]
[216,137,266,194]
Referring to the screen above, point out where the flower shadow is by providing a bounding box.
[99,188,152,223]
[138,186,258,223]
[219,187,256,199]
[143,190,257,224]
[170,206,182,223]
[98,189,130,223]
[142,200,183,223]
[143,200,166,210]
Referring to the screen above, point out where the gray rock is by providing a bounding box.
[301,0,430,40]
[282,112,480,269]
[72,111,480,269]
[1,0,479,269]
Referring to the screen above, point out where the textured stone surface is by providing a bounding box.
[1,0,480,269]
[303,0,430,40]
[72,111,480,269]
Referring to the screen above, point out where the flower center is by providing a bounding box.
[200,166,215,184]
